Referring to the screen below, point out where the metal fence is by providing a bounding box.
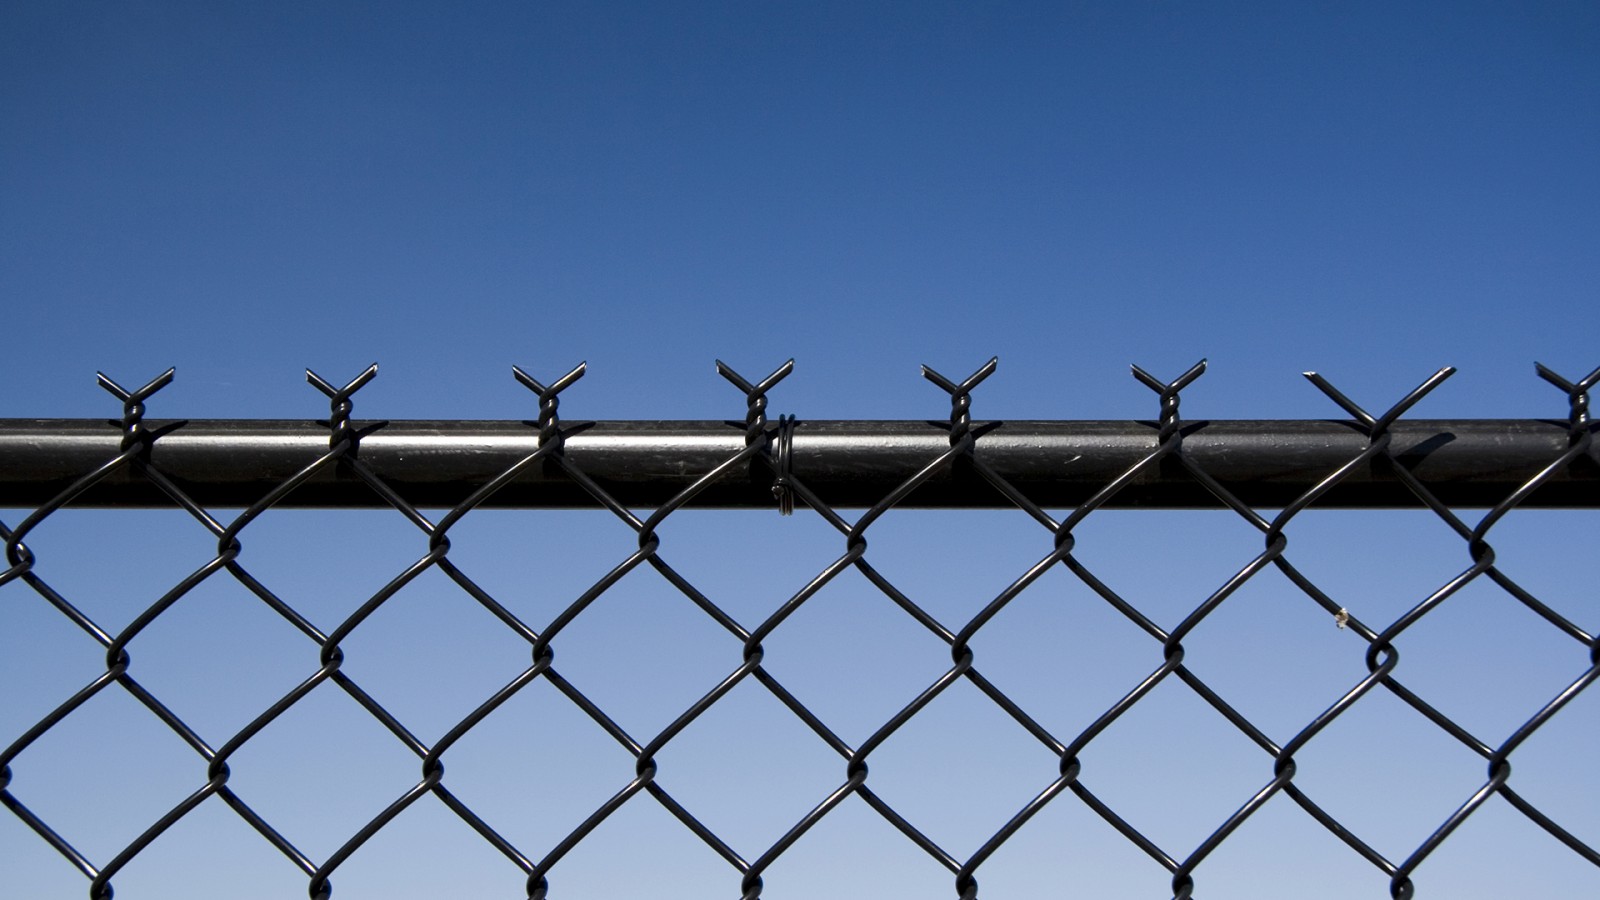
[2,360,1597,900]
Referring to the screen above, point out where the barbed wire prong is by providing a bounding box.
[514,361,587,449]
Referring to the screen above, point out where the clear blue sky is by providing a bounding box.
[2,3,1596,899]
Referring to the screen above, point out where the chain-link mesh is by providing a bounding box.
[3,360,1597,899]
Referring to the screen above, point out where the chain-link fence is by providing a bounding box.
[3,360,1597,900]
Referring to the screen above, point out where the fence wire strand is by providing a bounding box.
[3,359,1598,899]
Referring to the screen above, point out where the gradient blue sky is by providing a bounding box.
[2,3,1596,899]
[4,1,1596,418]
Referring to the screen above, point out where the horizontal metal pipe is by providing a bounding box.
[0,419,1595,510]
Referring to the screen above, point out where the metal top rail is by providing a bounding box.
[1,417,1596,509]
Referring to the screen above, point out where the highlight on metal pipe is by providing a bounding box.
[1,418,1594,509]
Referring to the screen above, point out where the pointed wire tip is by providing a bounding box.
[920,364,956,391]
[515,361,587,395]
[306,365,379,397]
[922,357,996,392]
[510,365,542,392]
[549,360,587,392]
[304,369,335,398]
[1534,362,1568,389]
[718,359,794,392]
[95,372,130,400]
[755,358,796,390]
[98,367,176,400]
[139,367,177,395]
[716,360,754,392]
[340,364,380,394]
[1128,364,1163,391]
[1535,361,1600,393]
[960,356,999,389]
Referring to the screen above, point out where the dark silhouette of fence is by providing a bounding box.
[3,359,1596,899]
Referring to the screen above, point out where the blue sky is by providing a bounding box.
[4,1,1596,419]
[2,3,1596,899]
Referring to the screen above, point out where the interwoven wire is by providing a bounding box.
[3,360,1597,899]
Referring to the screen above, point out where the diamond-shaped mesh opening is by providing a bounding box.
[4,686,201,864]
[108,574,315,739]
[1285,687,1489,860]
[432,676,642,857]
[331,564,535,742]
[754,569,958,746]
[1175,564,1366,742]
[649,678,845,860]
[960,562,1178,741]
[1068,676,1271,859]
[1385,576,1592,742]
[532,563,742,741]
[219,680,422,864]
[860,676,1061,859]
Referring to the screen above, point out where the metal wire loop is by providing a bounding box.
[771,413,796,516]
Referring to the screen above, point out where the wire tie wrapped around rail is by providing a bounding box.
[1131,359,1206,446]
[306,364,379,451]
[921,356,997,448]
[771,413,796,515]
[1535,361,1600,443]
[716,358,796,514]
[514,361,588,450]
[96,367,175,453]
